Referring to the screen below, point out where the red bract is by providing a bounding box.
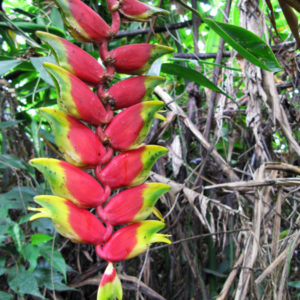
[101,43,174,75]
[96,221,170,262]
[100,75,165,109]
[119,0,170,21]
[44,63,113,125]
[40,108,112,167]
[54,0,113,43]
[30,158,111,208]
[29,195,112,244]
[37,31,109,85]
[95,145,168,189]
[98,101,164,150]
[97,183,170,225]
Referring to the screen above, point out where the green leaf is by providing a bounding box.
[0,257,6,276]
[39,244,67,280]
[288,281,300,289]
[0,154,27,170]
[31,233,53,245]
[0,120,23,129]
[8,223,23,253]
[161,63,232,99]
[203,18,281,72]
[0,291,13,300]
[0,60,22,76]
[34,268,75,291]
[7,266,44,299]
[30,56,56,85]
[23,244,39,272]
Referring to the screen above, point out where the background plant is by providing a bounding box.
[0,0,299,299]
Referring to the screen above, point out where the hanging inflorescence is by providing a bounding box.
[28,0,173,298]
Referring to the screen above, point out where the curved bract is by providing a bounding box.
[96,145,168,189]
[97,183,170,225]
[119,0,170,21]
[37,31,107,84]
[105,44,174,75]
[100,101,164,150]
[29,158,110,207]
[29,195,111,244]
[101,75,165,110]
[54,0,112,43]
[40,108,112,167]
[96,220,171,262]
[44,62,112,125]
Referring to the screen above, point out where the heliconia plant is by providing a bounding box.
[28,0,172,298]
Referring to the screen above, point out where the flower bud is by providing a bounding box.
[39,108,112,167]
[101,75,165,110]
[36,31,109,85]
[96,220,171,262]
[54,0,113,43]
[29,158,110,208]
[103,44,173,75]
[97,263,123,300]
[44,62,113,125]
[97,183,170,225]
[99,101,164,151]
[95,145,168,189]
[29,195,112,244]
[119,0,170,22]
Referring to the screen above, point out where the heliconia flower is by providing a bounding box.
[97,101,164,151]
[36,31,110,85]
[97,263,123,300]
[39,108,112,167]
[97,183,170,225]
[43,62,113,125]
[95,145,168,189]
[53,0,113,43]
[101,44,174,75]
[96,220,171,262]
[99,75,165,110]
[29,158,110,208]
[118,0,170,22]
[29,195,112,244]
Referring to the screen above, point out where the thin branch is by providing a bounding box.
[115,20,192,39]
